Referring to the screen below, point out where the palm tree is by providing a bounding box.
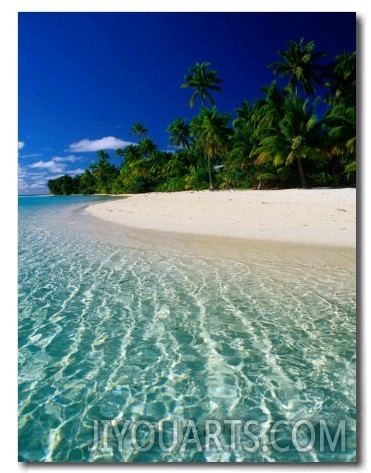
[232,101,255,132]
[326,104,356,154]
[255,81,286,129]
[253,96,330,188]
[324,51,356,179]
[269,38,326,96]
[115,147,126,164]
[324,51,356,106]
[137,137,157,160]
[228,100,260,172]
[325,102,356,178]
[166,117,191,149]
[228,127,255,172]
[181,62,222,108]
[190,107,230,189]
[130,121,148,139]
[89,150,116,193]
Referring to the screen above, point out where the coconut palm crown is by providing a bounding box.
[269,38,326,96]
[181,62,222,108]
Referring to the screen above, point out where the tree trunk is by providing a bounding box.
[297,157,309,189]
[207,154,214,189]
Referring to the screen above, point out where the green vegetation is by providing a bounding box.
[48,40,356,195]
[181,62,222,108]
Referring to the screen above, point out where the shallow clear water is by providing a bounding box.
[18,196,356,462]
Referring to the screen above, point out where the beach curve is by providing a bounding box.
[85,188,356,248]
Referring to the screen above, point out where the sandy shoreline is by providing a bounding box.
[85,188,356,248]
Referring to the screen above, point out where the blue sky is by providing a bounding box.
[18,12,356,194]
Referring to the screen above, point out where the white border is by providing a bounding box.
[4,1,369,472]
[14,0,362,13]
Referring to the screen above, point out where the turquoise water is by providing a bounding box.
[18,196,356,462]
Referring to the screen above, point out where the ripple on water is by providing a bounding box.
[18,198,356,462]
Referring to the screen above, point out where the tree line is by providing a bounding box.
[48,38,356,195]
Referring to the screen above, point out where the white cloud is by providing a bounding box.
[68,168,85,176]
[68,136,135,152]
[29,160,65,173]
[18,164,48,194]
[18,164,26,176]
[53,155,81,163]
[18,141,25,150]
[19,153,42,159]
[29,181,49,190]
[19,156,87,194]
[29,173,46,180]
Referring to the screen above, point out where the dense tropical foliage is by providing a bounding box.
[48,39,356,195]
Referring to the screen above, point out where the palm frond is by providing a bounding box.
[344,161,356,173]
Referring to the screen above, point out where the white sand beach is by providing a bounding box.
[86,188,356,248]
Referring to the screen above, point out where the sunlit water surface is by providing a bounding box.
[18,196,356,462]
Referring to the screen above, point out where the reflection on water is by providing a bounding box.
[18,196,356,462]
